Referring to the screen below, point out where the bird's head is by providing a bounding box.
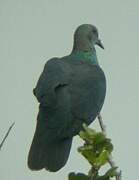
[72,24,104,52]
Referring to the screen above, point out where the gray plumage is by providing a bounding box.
[28,24,106,172]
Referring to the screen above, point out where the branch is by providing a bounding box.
[0,122,15,151]
[68,115,122,180]
[97,114,122,180]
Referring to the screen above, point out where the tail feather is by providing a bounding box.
[28,114,72,172]
[44,138,72,171]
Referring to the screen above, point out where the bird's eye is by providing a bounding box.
[92,29,98,37]
[92,29,97,34]
[88,33,92,41]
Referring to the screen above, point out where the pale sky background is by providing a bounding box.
[0,0,139,180]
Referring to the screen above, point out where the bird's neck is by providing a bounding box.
[72,36,92,52]
[70,50,99,65]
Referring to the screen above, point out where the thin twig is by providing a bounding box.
[0,122,15,150]
[97,114,122,180]
[88,166,99,180]
[97,114,106,135]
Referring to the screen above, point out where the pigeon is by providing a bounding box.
[28,24,106,172]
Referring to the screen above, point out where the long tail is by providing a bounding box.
[28,108,73,172]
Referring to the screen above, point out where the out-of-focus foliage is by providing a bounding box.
[68,172,90,180]
[78,124,113,168]
[68,124,118,180]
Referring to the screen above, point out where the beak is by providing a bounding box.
[96,39,104,49]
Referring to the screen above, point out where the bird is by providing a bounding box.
[28,24,106,172]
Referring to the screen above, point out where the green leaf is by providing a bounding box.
[94,149,109,166]
[96,176,110,180]
[104,139,113,153]
[78,145,109,167]
[79,124,113,154]
[74,123,118,180]
[93,132,106,144]
[96,167,118,180]
[105,167,118,177]
[79,130,91,142]
[79,127,96,143]
[82,123,96,136]
[68,172,90,180]
[78,127,113,167]
[78,144,96,166]
[92,134,113,154]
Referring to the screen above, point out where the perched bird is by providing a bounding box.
[28,24,106,172]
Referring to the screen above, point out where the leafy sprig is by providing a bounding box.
[68,115,121,180]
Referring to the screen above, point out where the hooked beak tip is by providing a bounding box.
[96,39,104,49]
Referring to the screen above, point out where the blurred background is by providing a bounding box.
[0,0,139,179]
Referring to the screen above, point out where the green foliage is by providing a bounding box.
[96,167,118,180]
[68,173,90,180]
[68,124,118,180]
[78,124,113,168]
